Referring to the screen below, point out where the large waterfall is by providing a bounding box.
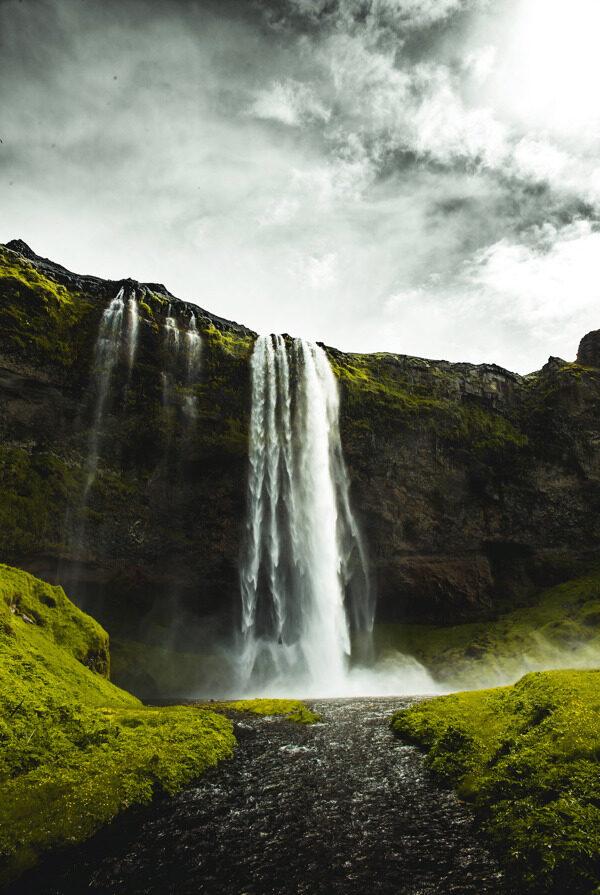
[239,335,374,695]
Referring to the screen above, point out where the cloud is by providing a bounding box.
[249,79,330,127]
[464,221,600,335]
[265,0,480,32]
[463,45,496,82]
[378,220,600,371]
[1,0,599,375]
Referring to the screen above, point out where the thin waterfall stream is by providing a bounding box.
[64,287,136,578]
[82,288,126,503]
[183,310,202,419]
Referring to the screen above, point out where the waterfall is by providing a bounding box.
[161,307,202,418]
[162,307,180,408]
[239,335,373,695]
[127,292,139,375]
[82,288,126,502]
[183,311,202,418]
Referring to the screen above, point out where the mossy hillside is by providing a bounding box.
[0,564,109,674]
[0,246,96,376]
[0,564,235,887]
[390,670,600,895]
[373,572,600,689]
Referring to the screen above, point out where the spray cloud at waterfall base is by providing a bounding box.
[237,334,436,698]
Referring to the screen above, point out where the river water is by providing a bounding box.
[10,697,506,894]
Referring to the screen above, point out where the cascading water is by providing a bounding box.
[162,306,180,408]
[183,311,202,418]
[82,288,126,502]
[239,335,374,695]
[63,286,138,587]
[127,291,139,375]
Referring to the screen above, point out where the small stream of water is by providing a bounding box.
[11,698,506,895]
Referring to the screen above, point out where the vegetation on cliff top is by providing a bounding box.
[328,349,530,464]
[0,245,96,374]
[374,570,600,689]
[390,669,600,894]
[0,564,235,888]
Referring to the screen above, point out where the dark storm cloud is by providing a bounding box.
[1,0,599,372]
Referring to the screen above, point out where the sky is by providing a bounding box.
[1,0,599,373]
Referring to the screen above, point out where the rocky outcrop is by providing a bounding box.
[577,329,600,369]
[1,239,600,643]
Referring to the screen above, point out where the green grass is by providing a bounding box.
[0,564,235,887]
[221,699,323,723]
[374,572,600,689]
[390,669,600,894]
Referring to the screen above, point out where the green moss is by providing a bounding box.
[374,572,600,689]
[390,669,600,894]
[285,706,323,724]
[448,404,528,452]
[202,322,255,360]
[0,564,109,675]
[0,448,83,558]
[328,350,529,463]
[0,564,235,887]
[222,699,323,723]
[0,247,95,373]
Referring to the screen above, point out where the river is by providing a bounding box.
[9,697,506,894]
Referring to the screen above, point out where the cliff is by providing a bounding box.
[1,239,599,661]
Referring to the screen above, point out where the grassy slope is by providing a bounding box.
[0,564,235,888]
[390,670,600,895]
[374,571,600,689]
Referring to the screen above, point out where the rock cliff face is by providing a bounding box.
[1,240,599,645]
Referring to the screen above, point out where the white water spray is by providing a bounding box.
[239,335,378,695]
